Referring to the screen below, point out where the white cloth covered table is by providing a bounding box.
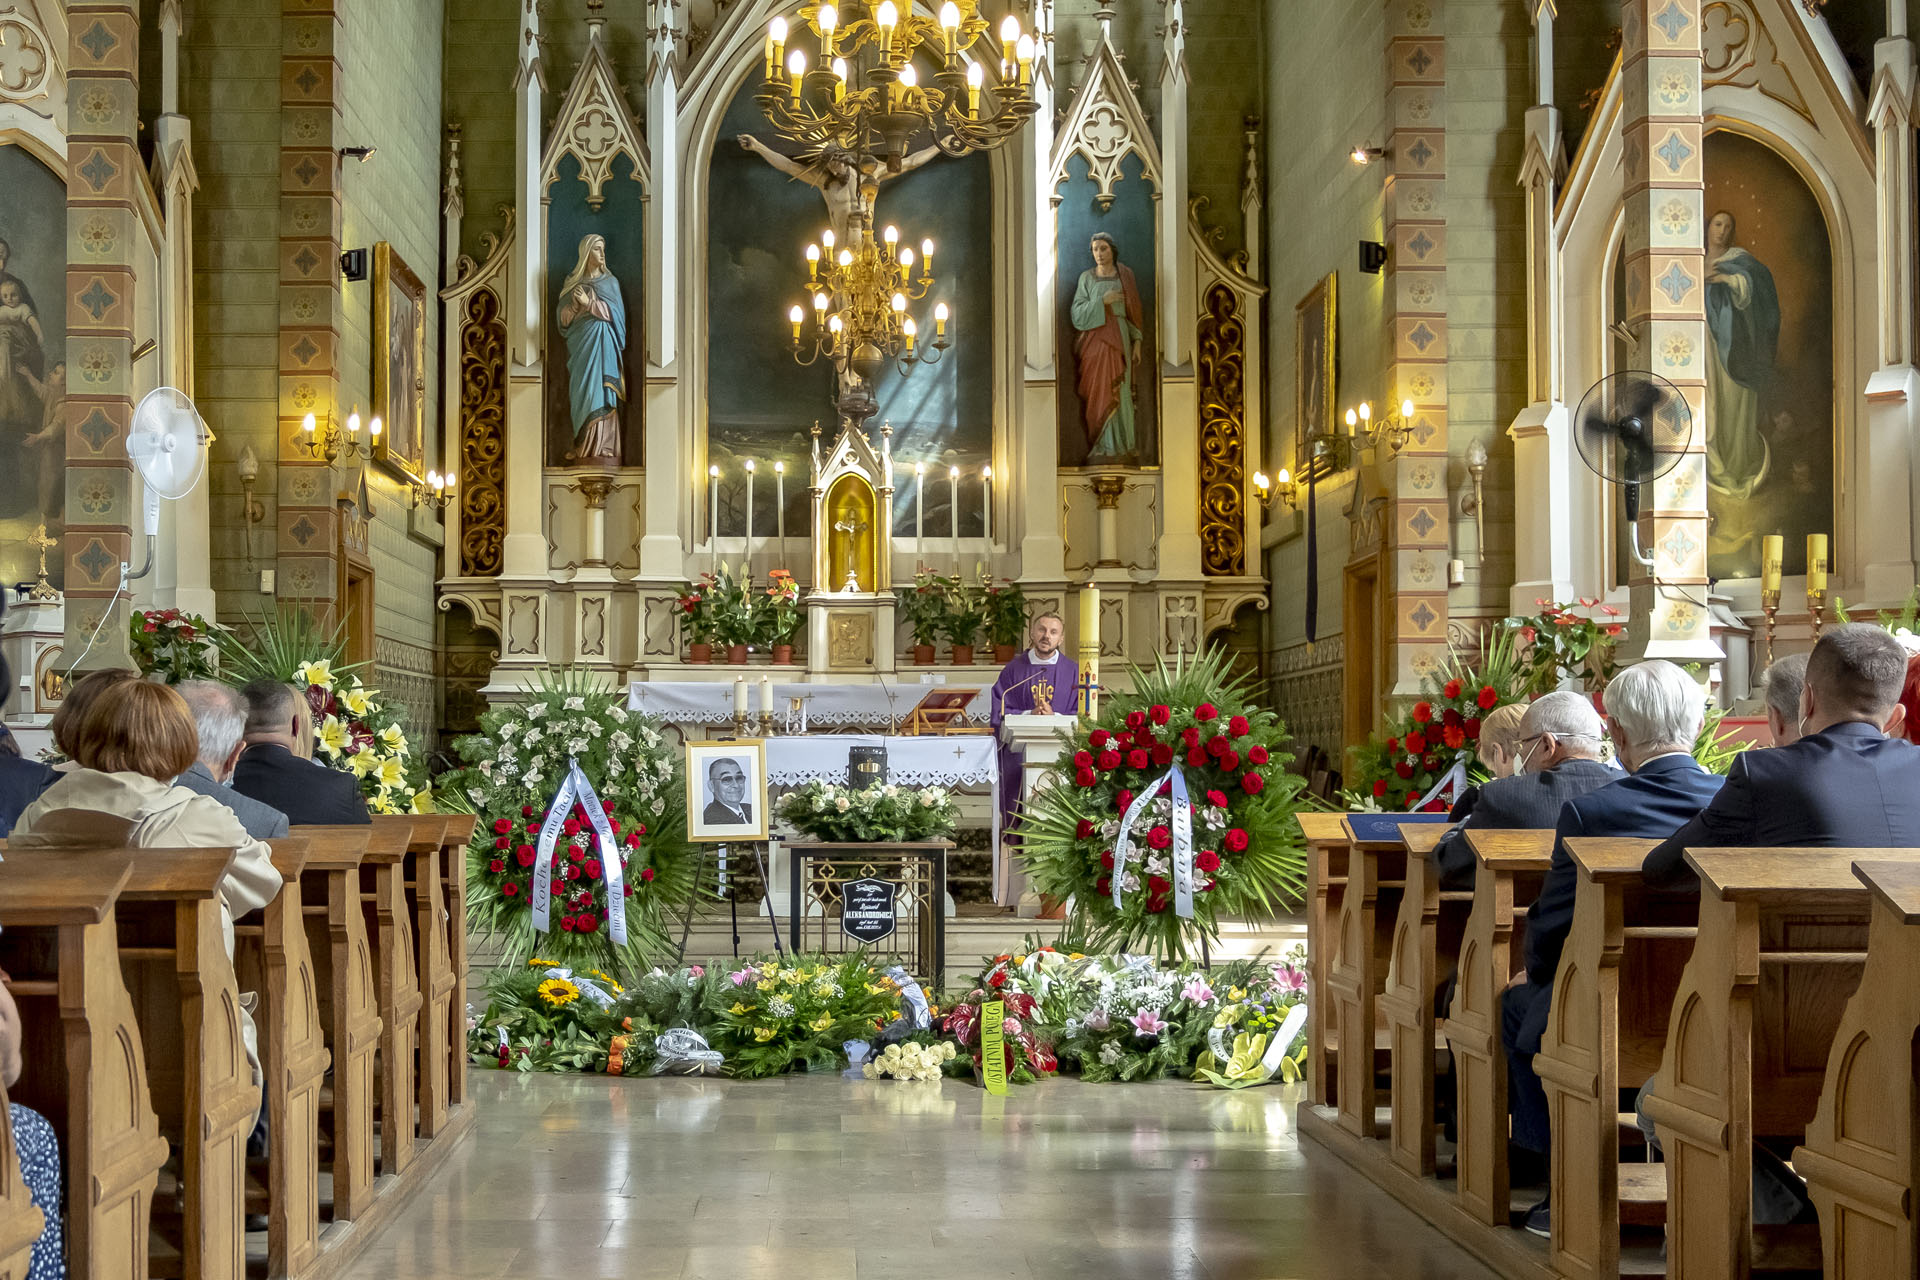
[627,680,990,731]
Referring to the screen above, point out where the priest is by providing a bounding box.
[988,612,1080,842]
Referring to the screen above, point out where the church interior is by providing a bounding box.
[4,0,1920,1276]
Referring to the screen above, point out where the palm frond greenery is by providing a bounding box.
[217,602,367,686]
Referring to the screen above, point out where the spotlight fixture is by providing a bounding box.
[340,248,368,282]
[338,145,378,163]
[1359,240,1388,274]
[1350,144,1387,165]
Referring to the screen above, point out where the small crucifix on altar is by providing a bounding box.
[25,522,60,602]
[831,511,869,593]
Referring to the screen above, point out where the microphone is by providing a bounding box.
[994,662,1066,721]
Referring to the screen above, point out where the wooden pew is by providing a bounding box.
[437,814,476,1109]
[1534,837,1684,1280]
[1445,828,1555,1225]
[375,814,452,1140]
[245,838,328,1279]
[360,821,422,1178]
[293,825,379,1222]
[1794,859,1920,1277]
[1643,848,1920,1280]
[1378,822,1472,1177]
[1328,813,1451,1140]
[0,850,169,1280]
[0,1071,44,1280]
[1297,811,1357,1109]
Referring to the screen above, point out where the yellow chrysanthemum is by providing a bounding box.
[342,687,371,717]
[295,660,333,689]
[317,716,349,758]
[537,977,581,1008]
[728,1002,750,1015]
[752,1026,777,1042]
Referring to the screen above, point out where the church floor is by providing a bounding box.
[338,1071,1484,1280]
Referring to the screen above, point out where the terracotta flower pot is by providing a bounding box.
[992,644,1016,663]
[726,644,749,665]
[913,644,936,666]
[772,644,794,666]
[687,643,712,664]
[950,644,975,667]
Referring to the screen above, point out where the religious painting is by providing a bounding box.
[686,739,769,842]
[709,76,993,544]
[0,145,65,591]
[544,151,644,468]
[1055,150,1159,468]
[372,242,427,484]
[1294,272,1337,474]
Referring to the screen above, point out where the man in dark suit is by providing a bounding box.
[702,756,753,827]
[1431,692,1617,889]
[1502,660,1724,1234]
[232,679,370,826]
[1644,623,1920,889]
[173,681,291,839]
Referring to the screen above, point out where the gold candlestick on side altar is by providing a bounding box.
[1807,533,1829,639]
[1760,590,1781,669]
[1759,534,1782,668]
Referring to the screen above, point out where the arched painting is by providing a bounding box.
[707,74,993,543]
[0,146,66,590]
[1607,130,1834,582]
[544,152,646,468]
[1055,150,1159,469]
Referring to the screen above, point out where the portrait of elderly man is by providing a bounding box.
[702,755,754,828]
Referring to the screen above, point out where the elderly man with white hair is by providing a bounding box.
[1429,691,1617,890]
[173,680,291,840]
[1500,660,1724,1235]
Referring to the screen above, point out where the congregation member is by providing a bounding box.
[0,725,53,836]
[1500,660,1723,1234]
[1644,623,1920,889]
[173,681,291,839]
[1758,652,1810,747]
[988,612,1079,839]
[44,667,135,768]
[1430,693,1614,890]
[1441,702,1528,825]
[232,678,370,825]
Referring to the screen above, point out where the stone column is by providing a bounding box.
[639,0,687,581]
[1385,0,1449,693]
[1018,0,1065,583]
[1863,16,1919,600]
[1617,0,1719,664]
[64,1,142,668]
[1155,0,1204,581]
[502,0,551,581]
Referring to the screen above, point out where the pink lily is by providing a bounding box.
[1130,1008,1168,1037]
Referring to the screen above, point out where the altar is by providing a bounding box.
[627,680,991,732]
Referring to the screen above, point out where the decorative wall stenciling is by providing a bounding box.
[1196,281,1246,576]
[457,284,507,576]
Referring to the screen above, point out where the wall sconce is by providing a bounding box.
[410,469,456,512]
[1252,468,1300,512]
[1359,240,1388,274]
[302,409,374,463]
[338,145,378,163]
[1343,398,1418,456]
[1350,144,1387,165]
[1460,437,1489,563]
[237,444,265,567]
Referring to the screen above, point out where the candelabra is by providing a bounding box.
[1343,398,1418,456]
[301,410,377,463]
[410,469,457,512]
[759,2,1038,163]
[1251,468,1300,512]
[789,219,951,427]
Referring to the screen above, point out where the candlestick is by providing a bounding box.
[775,461,786,570]
[948,465,960,572]
[981,465,992,546]
[1760,534,1783,595]
[1810,589,1827,640]
[708,464,720,571]
[733,677,749,718]
[914,463,925,562]
[745,459,756,568]
[760,675,774,715]
[1761,588,1781,670]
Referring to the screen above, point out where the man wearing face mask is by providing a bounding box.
[1429,692,1616,891]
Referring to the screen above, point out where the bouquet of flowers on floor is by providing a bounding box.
[776,781,958,843]
[468,958,629,1074]
[1345,632,1528,814]
[1018,648,1307,960]
[446,668,698,974]
[1192,946,1310,1089]
[705,954,903,1079]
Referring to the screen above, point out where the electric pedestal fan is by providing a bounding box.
[1571,370,1691,569]
[125,386,213,582]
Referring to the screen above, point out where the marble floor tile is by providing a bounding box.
[332,1071,1485,1279]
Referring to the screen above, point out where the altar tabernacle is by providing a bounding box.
[988,612,1078,839]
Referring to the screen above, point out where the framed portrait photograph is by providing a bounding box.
[685,740,769,843]
[372,241,427,485]
[1294,271,1338,474]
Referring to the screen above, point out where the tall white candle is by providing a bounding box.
[914,462,925,563]
[775,461,786,568]
[709,464,720,571]
[948,465,961,572]
[981,465,992,546]
[760,675,774,711]
[733,676,749,717]
[744,458,756,567]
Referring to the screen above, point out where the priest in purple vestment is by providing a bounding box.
[989,612,1080,841]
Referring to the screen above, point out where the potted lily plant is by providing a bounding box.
[761,569,802,665]
[676,581,715,663]
[983,578,1030,663]
[702,563,761,664]
[940,572,987,667]
[897,569,947,665]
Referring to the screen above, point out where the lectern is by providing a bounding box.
[997,712,1080,913]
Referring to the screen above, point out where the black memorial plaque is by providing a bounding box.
[840,876,899,945]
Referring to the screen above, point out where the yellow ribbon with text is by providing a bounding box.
[980,999,1009,1096]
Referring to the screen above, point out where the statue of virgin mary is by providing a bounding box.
[556,233,627,466]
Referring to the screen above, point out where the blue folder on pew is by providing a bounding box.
[1345,812,1451,844]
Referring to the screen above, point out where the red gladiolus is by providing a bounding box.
[1147,825,1172,851]
[1100,851,1115,870]
[503,882,519,897]
[1405,730,1428,754]
[1089,729,1111,748]
[1187,748,1208,768]
[1395,758,1415,779]
[1076,768,1097,788]
[1075,819,1095,840]
[1097,750,1123,771]
[1073,750,1094,769]
[1464,716,1482,740]
[1373,779,1389,798]
[1477,686,1499,710]
[1228,715,1250,737]
[1443,678,1463,700]
[487,858,505,874]
[1412,702,1433,724]
[1195,850,1222,873]
[1150,704,1171,725]
[516,845,536,867]
[1126,710,1148,731]
[1224,827,1250,853]
[1241,773,1264,795]
[1442,725,1466,750]
[640,867,655,882]
[1195,703,1218,722]
[1219,750,1241,772]
[1127,749,1150,770]
[492,818,513,835]
[1151,743,1174,767]
[1248,745,1269,765]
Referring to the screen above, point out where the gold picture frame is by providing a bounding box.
[685,739,770,843]
[1294,271,1338,475]
[372,241,427,485]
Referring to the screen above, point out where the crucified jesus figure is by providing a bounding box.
[735,135,941,243]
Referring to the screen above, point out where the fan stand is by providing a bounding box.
[1623,481,1656,569]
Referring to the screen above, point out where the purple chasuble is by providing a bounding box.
[989,650,1080,838]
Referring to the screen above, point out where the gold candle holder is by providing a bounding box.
[732,712,752,739]
[1760,588,1781,669]
[1808,588,1826,640]
[757,711,776,737]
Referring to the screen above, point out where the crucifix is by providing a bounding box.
[25,523,59,602]
[831,511,869,592]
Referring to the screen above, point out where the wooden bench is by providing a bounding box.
[1643,847,1920,1279]
[1794,859,1920,1277]
[1378,822,1472,1177]
[1444,828,1555,1225]
[0,1070,43,1280]
[437,814,476,1110]
[0,850,169,1280]
[292,825,379,1222]
[1534,837,1686,1280]
[1298,811,1359,1109]
[244,837,328,1278]
[359,820,422,1178]
[373,815,453,1140]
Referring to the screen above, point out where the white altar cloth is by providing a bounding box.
[627,680,990,731]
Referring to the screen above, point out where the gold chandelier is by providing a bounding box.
[787,220,950,422]
[759,1,1038,162]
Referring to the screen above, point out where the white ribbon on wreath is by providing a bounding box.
[1411,757,1469,813]
[1110,763,1196,919]
[531,757,628,945]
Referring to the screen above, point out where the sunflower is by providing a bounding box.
[537,977,581,1007]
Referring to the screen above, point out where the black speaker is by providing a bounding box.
[1359,240,1389,274]
[340,248,368,282]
